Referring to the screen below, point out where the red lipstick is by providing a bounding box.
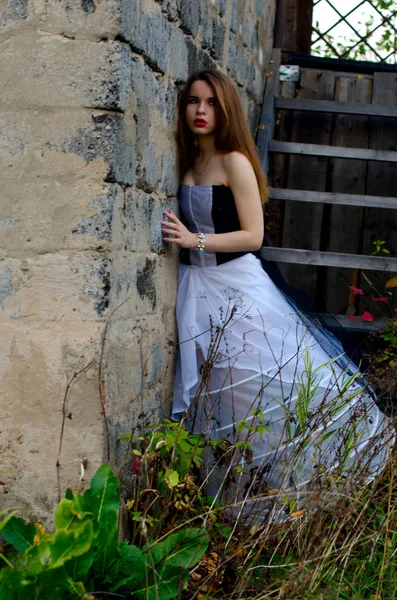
[193,118,207,127]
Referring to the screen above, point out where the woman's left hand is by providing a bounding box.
[162,210,197,249]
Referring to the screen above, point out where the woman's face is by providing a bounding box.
[185,80,216,136]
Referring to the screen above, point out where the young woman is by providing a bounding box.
[162,69,392,519]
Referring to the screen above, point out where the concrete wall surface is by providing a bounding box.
[0,0,275,521]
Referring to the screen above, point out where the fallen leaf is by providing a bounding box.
[348,285,364,296]
[346,315,359,321]
[361,311,374,322]
[290,510,304,518]
[386,277,397,289]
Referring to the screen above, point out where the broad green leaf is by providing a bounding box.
[133,529,209,600]
[133,565,187,600]
[150,528,209,571]
[108,542,145,590]
[65,548,95,583]
[164,469,179,488]
[1,516,36,553]
[40,520,94,570]
[83,463,120,523]
[0,509,17,533]
[82,463,120,572]
[65,488,74,500]
[55,497,93,531]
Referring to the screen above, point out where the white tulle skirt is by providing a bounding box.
[172,253,392,519]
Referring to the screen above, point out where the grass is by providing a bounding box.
[120,416,396,600]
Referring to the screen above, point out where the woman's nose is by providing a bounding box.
[197,102,206,114]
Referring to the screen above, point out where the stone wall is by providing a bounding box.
[0,0,275,520]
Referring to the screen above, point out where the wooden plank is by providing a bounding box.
[268,79,297,248]
[260,247,397,271]
[274,0,313,54]
[362,72,397,314]
[325,75,372,314]
[319,314,384,332]
[275,97,397,118]
[281,69,336,306]
[269,188,397,209]
[274,0,298,54]
[296,0,313,54]
[287,52,397,75]
[256,48,281,175]
[270,141,397,162]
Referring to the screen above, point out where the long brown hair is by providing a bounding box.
[176,69,268,204]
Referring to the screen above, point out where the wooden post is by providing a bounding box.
[274,0,313,54]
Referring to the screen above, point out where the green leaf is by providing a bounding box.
[42,519,94,570]
[1,517,36,553]
[133,529,209,600]
[164,469,179,488]
[0,509,17,533]
[65,488,74,500]
[83,463,120,523]
[108,542,145,590]
[55,497,93,532]
[82,463,120,572]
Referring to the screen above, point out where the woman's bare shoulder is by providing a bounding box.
[221,150,251,168]
[221,151,255,183]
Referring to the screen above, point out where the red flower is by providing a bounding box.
[373,297,389,302]
[131,456,141,477]
[361,311,374,322]
[348,285,364,296]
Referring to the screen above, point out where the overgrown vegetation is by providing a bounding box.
[1,418,397,599]
[2,289,397,599]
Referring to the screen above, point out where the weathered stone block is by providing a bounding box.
[155,0,178,22]
[230,0,238,33]
[60,112,135,185]
[227,33,237,78]
[169,25,188,81]
[1,317,105,521]
[0,35,131,111]
[236,48,248,87]
[35,0,121,40]
[131,58,178,192]
[212,17,226,61]
[120,0,171,74]
[201,7,212,54]
[177,0,199,36]
[0,253,111,320]
[0,0,28,30]
[0,109,135,200]
[118,187,177,256]
[242,11,254,49]
[186,38,215,75]
[0,179,122,256]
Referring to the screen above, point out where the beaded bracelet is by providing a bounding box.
[197,232,206,252]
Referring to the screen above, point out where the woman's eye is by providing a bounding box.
[188,98,198,104]
[209,99,216,106]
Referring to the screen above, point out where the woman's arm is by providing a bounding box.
[162,152,264,252]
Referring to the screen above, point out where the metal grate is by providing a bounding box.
[312,0,397,63]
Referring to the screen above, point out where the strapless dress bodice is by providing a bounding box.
[178,184,251,267]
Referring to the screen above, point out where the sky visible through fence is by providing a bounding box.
[312,0,397,63]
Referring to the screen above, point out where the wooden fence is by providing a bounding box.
[257,50,397,323]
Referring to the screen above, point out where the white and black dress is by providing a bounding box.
[172,184,392,517]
